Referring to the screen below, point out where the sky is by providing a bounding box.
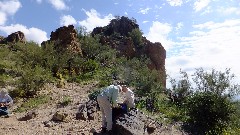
[0,0,240,94]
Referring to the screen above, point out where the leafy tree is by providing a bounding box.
[185,92,235,135]
[172,68,240,134]
[169,69,192,105]
[193,68,240,97]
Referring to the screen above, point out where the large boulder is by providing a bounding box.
[76,99,97,120]
[41,25,82,55]
[113,109,162,135]
[1,31,26,44]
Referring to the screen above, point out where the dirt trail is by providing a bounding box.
[0,83,185,135]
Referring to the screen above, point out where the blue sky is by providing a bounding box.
[0,0,240,92]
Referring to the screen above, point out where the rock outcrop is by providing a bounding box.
[0,31,26,44]
[41,25,82,55]
[92,16,166,87]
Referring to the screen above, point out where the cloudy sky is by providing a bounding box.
[0,0,240,91]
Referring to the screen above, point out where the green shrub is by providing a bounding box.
[12,66,53,98]
[58,96,72,106]
[14,95,50,113]
[185,92,235,134]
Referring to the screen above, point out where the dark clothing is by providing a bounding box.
[0,106,8,116]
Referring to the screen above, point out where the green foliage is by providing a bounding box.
[15,42,45,68]
[56,73,66,88]
[88,89,101,101]
[58,96,72,106]
[11,66,53,98]
[169,69,192,105]
[76,26,89,39]
[224,101,240,134]
[193,68,240,97]
[128,28,143,48]
[185,92,235,134]
[14,95,50,113]
[169,68,240,134]
[135,99,146,109]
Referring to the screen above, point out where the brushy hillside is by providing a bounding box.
[0,16,240,134]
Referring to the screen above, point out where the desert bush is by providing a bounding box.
[185,92,235,134]
[58,96,72,106]
[14,95,50,113]
[169,70,193,105]
[10,66,53,98]
[193,68,240,97]
[169,68,240,134]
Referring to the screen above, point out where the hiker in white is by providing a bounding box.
[122,85,135,109]
[97,85,122,133]
[0,88,13,116]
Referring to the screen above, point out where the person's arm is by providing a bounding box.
[5,95,13,106]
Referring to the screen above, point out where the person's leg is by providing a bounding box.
[101,98,112,131]
[97,96,107,128]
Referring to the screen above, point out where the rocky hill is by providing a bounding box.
[0,16,175,135]
[92,16,166,87]
[0,82,186,135]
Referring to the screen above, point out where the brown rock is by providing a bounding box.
[92,16,166,87]
[41,25,82,55]
[18,110,38,121]
[5,31,26,44]
[52,110,69,122]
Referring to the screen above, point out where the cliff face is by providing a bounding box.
[92,16,166,87]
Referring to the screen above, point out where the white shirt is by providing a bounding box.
[125,88,135,108]
[100,85,119,107]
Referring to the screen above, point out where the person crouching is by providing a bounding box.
[97,84,122,134]
[0,88,13,117]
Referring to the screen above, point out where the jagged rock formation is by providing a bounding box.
[92,16,166,87]
[0,31,26,44]
[41,25,82,54]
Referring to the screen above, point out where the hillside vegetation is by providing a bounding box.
[0,16,240,135]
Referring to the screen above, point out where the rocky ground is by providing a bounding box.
[0,83,186,135]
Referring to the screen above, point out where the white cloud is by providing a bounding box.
[175,22,183,31]
[0,24,48,44]
[193,0,210,12]
[48,0,68,10]
[124,12,128,15]
[60,15,77,26]
[36,0,42,4]
[0,0,22,15]
[0,12,7,26]
[0,0,22,25]
[166,0,183,6]
[145,21,173,50]
[217,7,240,15]
[138,7,151,14]
[143,21,149,24]
[166,19,240,88]
[78,9,114,32]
